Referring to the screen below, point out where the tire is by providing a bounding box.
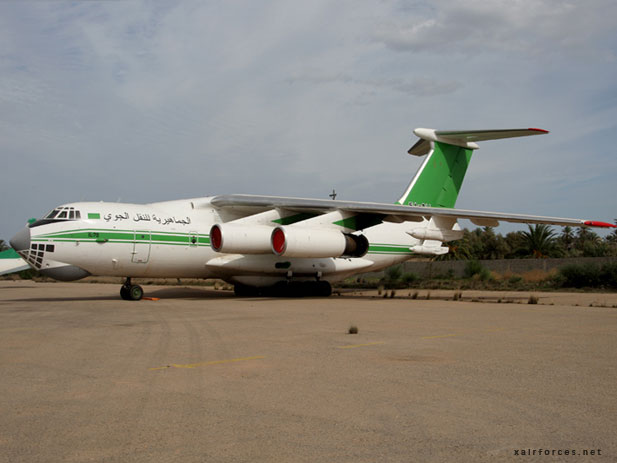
[120,286,130,300]
[316,281,332,297]
[129,285,143,301]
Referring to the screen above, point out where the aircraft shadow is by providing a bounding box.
[7,295,121,302]
[146,287,235,299]
[3,286,235,303]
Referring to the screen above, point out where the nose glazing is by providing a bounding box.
[10,226,31,252]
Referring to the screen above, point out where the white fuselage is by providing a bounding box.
[24,197,429,285]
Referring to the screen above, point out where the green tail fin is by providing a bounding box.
[397,141,473,208]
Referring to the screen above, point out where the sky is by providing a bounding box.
[1,0,617,242]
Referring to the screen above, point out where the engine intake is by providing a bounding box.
[271,226,369,258]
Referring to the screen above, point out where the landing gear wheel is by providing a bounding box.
[129,284,143,301]
[120,278,143,301]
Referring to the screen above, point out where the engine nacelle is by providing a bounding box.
[210,224,273,254]
[271,226,369,258]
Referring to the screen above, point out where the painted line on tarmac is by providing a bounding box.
[338,342,385,349]
[421,334,458,339]
[150,355,265,370]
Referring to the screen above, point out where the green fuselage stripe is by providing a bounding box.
[367,244,413,254]
[32,228,211,246]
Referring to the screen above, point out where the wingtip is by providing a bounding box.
[584,220,616,228]
[528,128,549,134]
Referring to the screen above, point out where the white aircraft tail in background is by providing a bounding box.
[5,127,614,299]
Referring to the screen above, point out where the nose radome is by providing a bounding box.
[10,226,31,252]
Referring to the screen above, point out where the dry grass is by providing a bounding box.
[520,269,556,283]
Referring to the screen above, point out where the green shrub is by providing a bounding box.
[463,260,491,281]
[558,262,617,289]
[401,272,419,286]
[599,262,617,289]
[559,263,601,288]
[18,268,40,280]
[508,275,523,284]
[385,265,402,282]
[463,260,484,278]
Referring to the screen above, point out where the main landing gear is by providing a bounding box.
[120,277,144,301]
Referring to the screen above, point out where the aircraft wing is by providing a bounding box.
[210,194,615,229]
[0,249,30,275]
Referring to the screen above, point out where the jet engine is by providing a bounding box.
[270,226,369,258]
[210,224,273,254]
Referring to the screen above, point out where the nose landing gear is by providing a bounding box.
[120,277,144,301]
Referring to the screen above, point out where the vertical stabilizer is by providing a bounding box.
[397,127,548,208]
[397,141,473,208]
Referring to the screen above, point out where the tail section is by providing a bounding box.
[397,141,473,208]
[397,128,548,208]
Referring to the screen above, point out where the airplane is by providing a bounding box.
[3,127,615,300]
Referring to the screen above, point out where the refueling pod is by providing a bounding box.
[407,228,463,242]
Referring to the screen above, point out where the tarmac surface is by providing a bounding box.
[1,281,616,462]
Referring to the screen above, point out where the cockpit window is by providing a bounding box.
[30,207,82,228]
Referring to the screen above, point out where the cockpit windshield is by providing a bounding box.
[30,207,82,228]
[44,207,81,220]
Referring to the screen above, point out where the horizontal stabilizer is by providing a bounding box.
[0,249,29,275]
[409,128,549,156]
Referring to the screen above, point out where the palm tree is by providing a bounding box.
[575,226,607,257]
[436,237,472,261]
[605,220,617,244]
[521,224,558,258]
[559,226,575,255]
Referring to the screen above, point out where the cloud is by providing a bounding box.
[286,70,461,96]
[0,0,616,240]
[373,0,617,59]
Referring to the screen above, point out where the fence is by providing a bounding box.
[360,257,617,279]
